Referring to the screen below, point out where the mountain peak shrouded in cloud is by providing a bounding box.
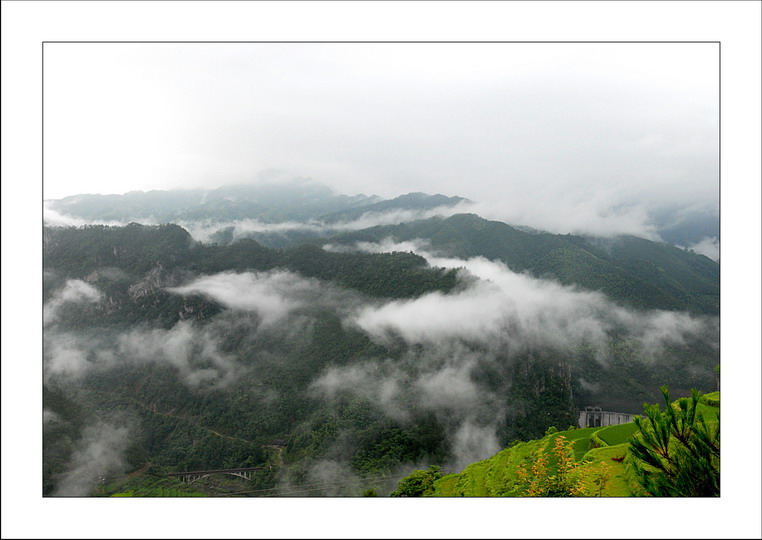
[44,179,718,254]
[44,43,717,240]
[43,181,477,247]
[45,179,374,223]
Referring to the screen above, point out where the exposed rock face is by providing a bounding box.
[128,263,177,300]
[505,353,577,442]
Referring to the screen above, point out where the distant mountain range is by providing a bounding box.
[46,178,717,253]
[45,180,719,315]
[46,179,461,224]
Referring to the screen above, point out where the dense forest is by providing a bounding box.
[42,193,719,497]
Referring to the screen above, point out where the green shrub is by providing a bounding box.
[629,387,720,497]
[390,465,443,497]
[588,432,606,449]
[700,392,720,408]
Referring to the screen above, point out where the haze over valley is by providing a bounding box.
[43,180,719,496]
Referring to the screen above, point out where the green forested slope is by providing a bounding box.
[325,213,719,315]
[44,224,458,307]
[42,221,718,497]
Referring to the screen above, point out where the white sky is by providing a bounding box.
[44,42,718,231]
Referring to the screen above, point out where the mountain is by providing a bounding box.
[43,224,459,311]
[46,178,382,224]
[45,182,470,249]
[318,192,469,224]
[402,392,720,497]
[41,186,719,497]
[45,181,468,229]
[323,213,719,315]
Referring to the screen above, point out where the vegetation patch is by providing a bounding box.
[700,391,720,408]
[596,423,639,446]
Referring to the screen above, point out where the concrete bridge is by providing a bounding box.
[577,406,640,429]
[168,467,265,484]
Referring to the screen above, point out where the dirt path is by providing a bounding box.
[127,462,152,478]
[261,445,285,467]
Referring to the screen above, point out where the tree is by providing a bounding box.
[628,386,719,496]
[390,465,443,497]
[511,435,613,497]
[512,435,587,497]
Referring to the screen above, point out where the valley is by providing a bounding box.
[42,184,719,497]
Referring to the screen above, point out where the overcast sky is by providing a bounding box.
[43,42,718,235]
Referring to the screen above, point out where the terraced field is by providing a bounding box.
[430,393,719,497]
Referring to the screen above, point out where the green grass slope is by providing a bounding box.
[428,393,719,497]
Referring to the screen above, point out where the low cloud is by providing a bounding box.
[46,200,470,245]
[303,460,362,497]
[43,201,146,228]
[310,345,510,472]
[53,422,132,496]
[44,279,102,326]
[415,360,482,412]
[44,332,106,383]
[466,198,663,240]
[685,236,719,261]
[450,421,502,472]
[167,270,353,328]
[117,321,241,388]
[310,361,409,423]
[324,237,431,255]
[311,238,718,470]
[43,270,360,388]
[168,271,310,327]
[180,204,470,244]
[351,264,614,351]
[329,204,472,231]
[176,218,324,244]
[346,240,717,358]
[44,320,244,388]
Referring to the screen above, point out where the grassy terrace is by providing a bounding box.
[430,393,719,497]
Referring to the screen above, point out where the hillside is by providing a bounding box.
[420,392,720,497]
[43,224,459,310]
[324,213,719,315]
[42,207,719,497]
[318,192,468,223]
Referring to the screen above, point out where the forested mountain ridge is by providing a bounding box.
[45,182,468,226]
[46,180,381,223]
[318,192,469,223]
[324,213,719,315]
[42,191,719,498]
[43,224,457,330]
